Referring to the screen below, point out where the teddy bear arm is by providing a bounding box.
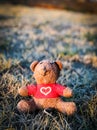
[63,87,73,98]
[18,86,28,96]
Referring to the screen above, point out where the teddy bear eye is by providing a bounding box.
[40,62,43,64]
[50,62,54,64]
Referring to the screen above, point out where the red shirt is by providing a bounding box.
[27,83,66,98]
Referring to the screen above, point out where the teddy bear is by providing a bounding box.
[17,60,77,115]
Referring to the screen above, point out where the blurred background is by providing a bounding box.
[0,0,97,13]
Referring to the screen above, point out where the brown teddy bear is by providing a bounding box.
[17,60,77,115]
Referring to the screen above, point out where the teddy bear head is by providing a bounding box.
[30,60,63,84]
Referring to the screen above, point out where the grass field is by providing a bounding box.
[0,4,97,130]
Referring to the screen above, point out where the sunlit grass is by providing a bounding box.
[0,55,97,130]
[0,4,97,130]
[0,54,12,71]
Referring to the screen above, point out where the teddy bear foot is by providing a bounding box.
[17,99,37,112]
[56,101,77,115]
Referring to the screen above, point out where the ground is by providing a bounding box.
[0,4,97,130]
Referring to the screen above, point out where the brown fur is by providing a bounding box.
[17,60,77,115]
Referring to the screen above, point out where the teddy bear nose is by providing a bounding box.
[43,66,47,75]
[43,66,46,72]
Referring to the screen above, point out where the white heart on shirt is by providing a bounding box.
[40,87,52,96]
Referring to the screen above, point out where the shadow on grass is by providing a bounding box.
[0,14,15,20]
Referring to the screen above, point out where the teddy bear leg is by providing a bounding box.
[56,100,77,115]
[17,99,38,112]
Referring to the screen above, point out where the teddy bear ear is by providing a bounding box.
[55,60,63,70]
[30,61,39,72]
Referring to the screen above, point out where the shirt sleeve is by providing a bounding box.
[56,84,66,96]
[27,84,37,96]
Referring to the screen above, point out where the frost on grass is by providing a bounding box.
[0,5,97,130]
[0,56,97,130]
